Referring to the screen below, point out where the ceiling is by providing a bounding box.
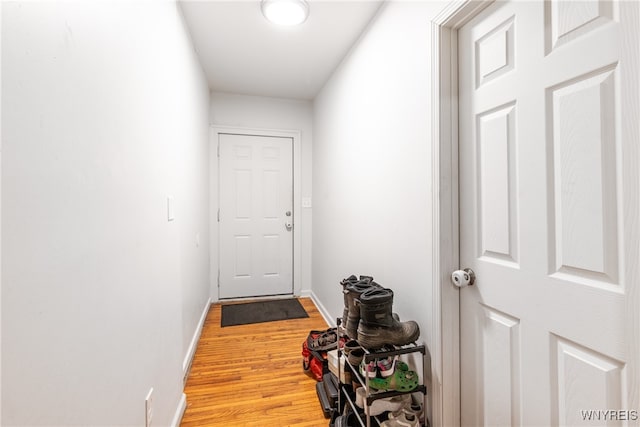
[179,1,384,100]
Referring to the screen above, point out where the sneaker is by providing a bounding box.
[354,387,411,416]
[389,401,424,422]
[359,359,377,378]
[380,411,419,427]
[377,355,399,378]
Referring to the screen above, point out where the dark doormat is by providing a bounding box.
[221,298,309,327]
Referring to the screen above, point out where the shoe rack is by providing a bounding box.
[336,318,427,427]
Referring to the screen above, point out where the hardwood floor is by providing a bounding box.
[181,297,332,427]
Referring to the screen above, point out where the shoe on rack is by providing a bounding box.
[356,287,420,349]
[339,275,360,323]
[348,348,364,366]
[344,278,380,339]
[380,411,419,427]
[335,411,360,427]
[354,387,411,416]
[389,401,424,423]
[377,355,399,378]
[359,359,377,378]
[368,361,419,392]
[343,339,361,356]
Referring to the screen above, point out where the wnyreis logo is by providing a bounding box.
[581,410,639,421]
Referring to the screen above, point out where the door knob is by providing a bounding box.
[285,222,293,231]
[451,268,475,288]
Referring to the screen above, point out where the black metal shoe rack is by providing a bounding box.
[336,318,428,427]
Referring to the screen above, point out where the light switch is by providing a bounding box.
[167,197,175,221]
[302,197,312,208]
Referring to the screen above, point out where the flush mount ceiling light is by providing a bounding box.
[261,0,309,26]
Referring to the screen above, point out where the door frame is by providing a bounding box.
[430,2,493,426]
[210,125,302,301]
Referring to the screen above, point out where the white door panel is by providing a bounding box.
[218,133,293,299]
[459,1,639,426]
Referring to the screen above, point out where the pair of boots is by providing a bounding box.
[340,275,420,349]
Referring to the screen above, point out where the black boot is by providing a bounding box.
[339,275,359,325]
[344,278,380,339]
[357,287,420,349]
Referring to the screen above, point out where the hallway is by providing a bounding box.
[3,0,639,426]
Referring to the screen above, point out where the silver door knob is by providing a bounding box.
[451,268,475,288]
[285,222,293,231]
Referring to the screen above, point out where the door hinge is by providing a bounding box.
[217,208,220,222]
[217,270,220,288]
[217,143,220,158]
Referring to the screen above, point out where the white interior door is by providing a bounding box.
[459,1,639,426]
[218,133,293,299]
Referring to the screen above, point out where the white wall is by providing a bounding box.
[0,3,3,422]
[312,0,446,420]
[1,2,209,425]
[210,92,313,298]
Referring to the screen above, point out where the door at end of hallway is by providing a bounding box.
[218,133,294,299]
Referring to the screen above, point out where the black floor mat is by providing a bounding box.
[220,298,309,327]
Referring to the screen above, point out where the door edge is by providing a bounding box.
[430,2,493,426]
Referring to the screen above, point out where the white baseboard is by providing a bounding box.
[171,392,187,427]
[183,297,211,381]
[307,290,336,327]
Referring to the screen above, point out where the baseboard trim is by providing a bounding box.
[307,291,336,327]
[183,297,211,382]
[171,392,187,427]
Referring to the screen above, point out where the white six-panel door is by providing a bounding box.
[218,133,293,299]
[459,1,639,426]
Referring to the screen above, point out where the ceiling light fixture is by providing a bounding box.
[261,0,309,26]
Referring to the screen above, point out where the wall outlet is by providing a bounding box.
[145,388,154,427]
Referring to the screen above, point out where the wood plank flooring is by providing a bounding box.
[181,297,331,427]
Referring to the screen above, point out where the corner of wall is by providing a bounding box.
[306,290,335,327]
